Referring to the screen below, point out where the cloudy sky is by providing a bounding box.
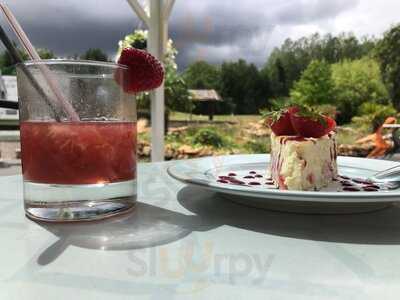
[1,0,399,68]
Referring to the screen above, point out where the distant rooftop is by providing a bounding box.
[188,89,222,102]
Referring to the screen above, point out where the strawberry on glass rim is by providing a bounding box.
[265,104,336,138]
[115,47,164,93]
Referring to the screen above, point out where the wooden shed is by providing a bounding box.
[188,89,223,121]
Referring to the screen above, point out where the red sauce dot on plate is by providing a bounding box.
[230,179,245,185]
[217,180,228,184]
[228,172,237,177]
[249,171,257,174]
[343,187,360,192]
[265,181,274,185]
[244,175,254,179]
[364,184,380,189]
[352,178,371,185]
[362,187,379,192]
[248,182,261,185]
[254,174,263,178]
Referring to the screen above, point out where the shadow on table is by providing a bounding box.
[36,183,400,266]
[36,201,216,266]
[177,185,400,245]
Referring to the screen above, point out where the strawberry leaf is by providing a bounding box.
[295,105,327,127]
[262,108,290,123]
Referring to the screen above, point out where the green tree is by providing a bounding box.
[37,48,55,59]
[331,57,389,123]
[290,60,335,106]
[375,24,400,110]
[267,57,286,97]
[0,46,54,75]
[219,59,270,114]
[182,61,222,116]
[164,65,190,112]
[0,50,20,75]
[264,33,376,97]
[80,48,108,61]
[183,61,221,89]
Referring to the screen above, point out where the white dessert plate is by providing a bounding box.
[167,154,400,214]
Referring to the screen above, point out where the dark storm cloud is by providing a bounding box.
[170,0,360,67]
[275,0,359,24]
[169,1,273,66]
[0,0,359,68]
[0,0,140,57]
[23,19,135,57]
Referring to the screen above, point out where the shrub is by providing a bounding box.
[165,131,184,144]
[352,102,397,132]
[315,104,337,119]
[331,58,389,124]
[245,138,270,154]
[290,60,335,106]
[192,128,226,148]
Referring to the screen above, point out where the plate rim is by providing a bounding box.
[167,154,400,203]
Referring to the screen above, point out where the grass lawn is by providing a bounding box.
[168,111,366,146]
[136,111,370,160]
[169,111,261,123]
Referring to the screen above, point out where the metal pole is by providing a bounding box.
[127,0,175,161]
[126,0,149,27]
[148,0,165,161]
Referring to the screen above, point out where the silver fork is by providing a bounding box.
[369,165,400,189]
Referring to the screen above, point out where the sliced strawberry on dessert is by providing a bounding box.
[290,106,336,138]
[324,116,336,135]
[265,107,297,136]
[115,47,164,93]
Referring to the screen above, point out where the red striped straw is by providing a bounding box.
[0,3,80,121]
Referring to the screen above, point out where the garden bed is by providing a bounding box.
[138,116,380,160]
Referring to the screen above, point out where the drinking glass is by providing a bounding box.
[17,60,137,222]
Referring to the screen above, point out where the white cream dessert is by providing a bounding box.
[265,105,338,191]
[269,132,337,191]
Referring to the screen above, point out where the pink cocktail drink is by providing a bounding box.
[17,60,142,221]
[20,121,136,185]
